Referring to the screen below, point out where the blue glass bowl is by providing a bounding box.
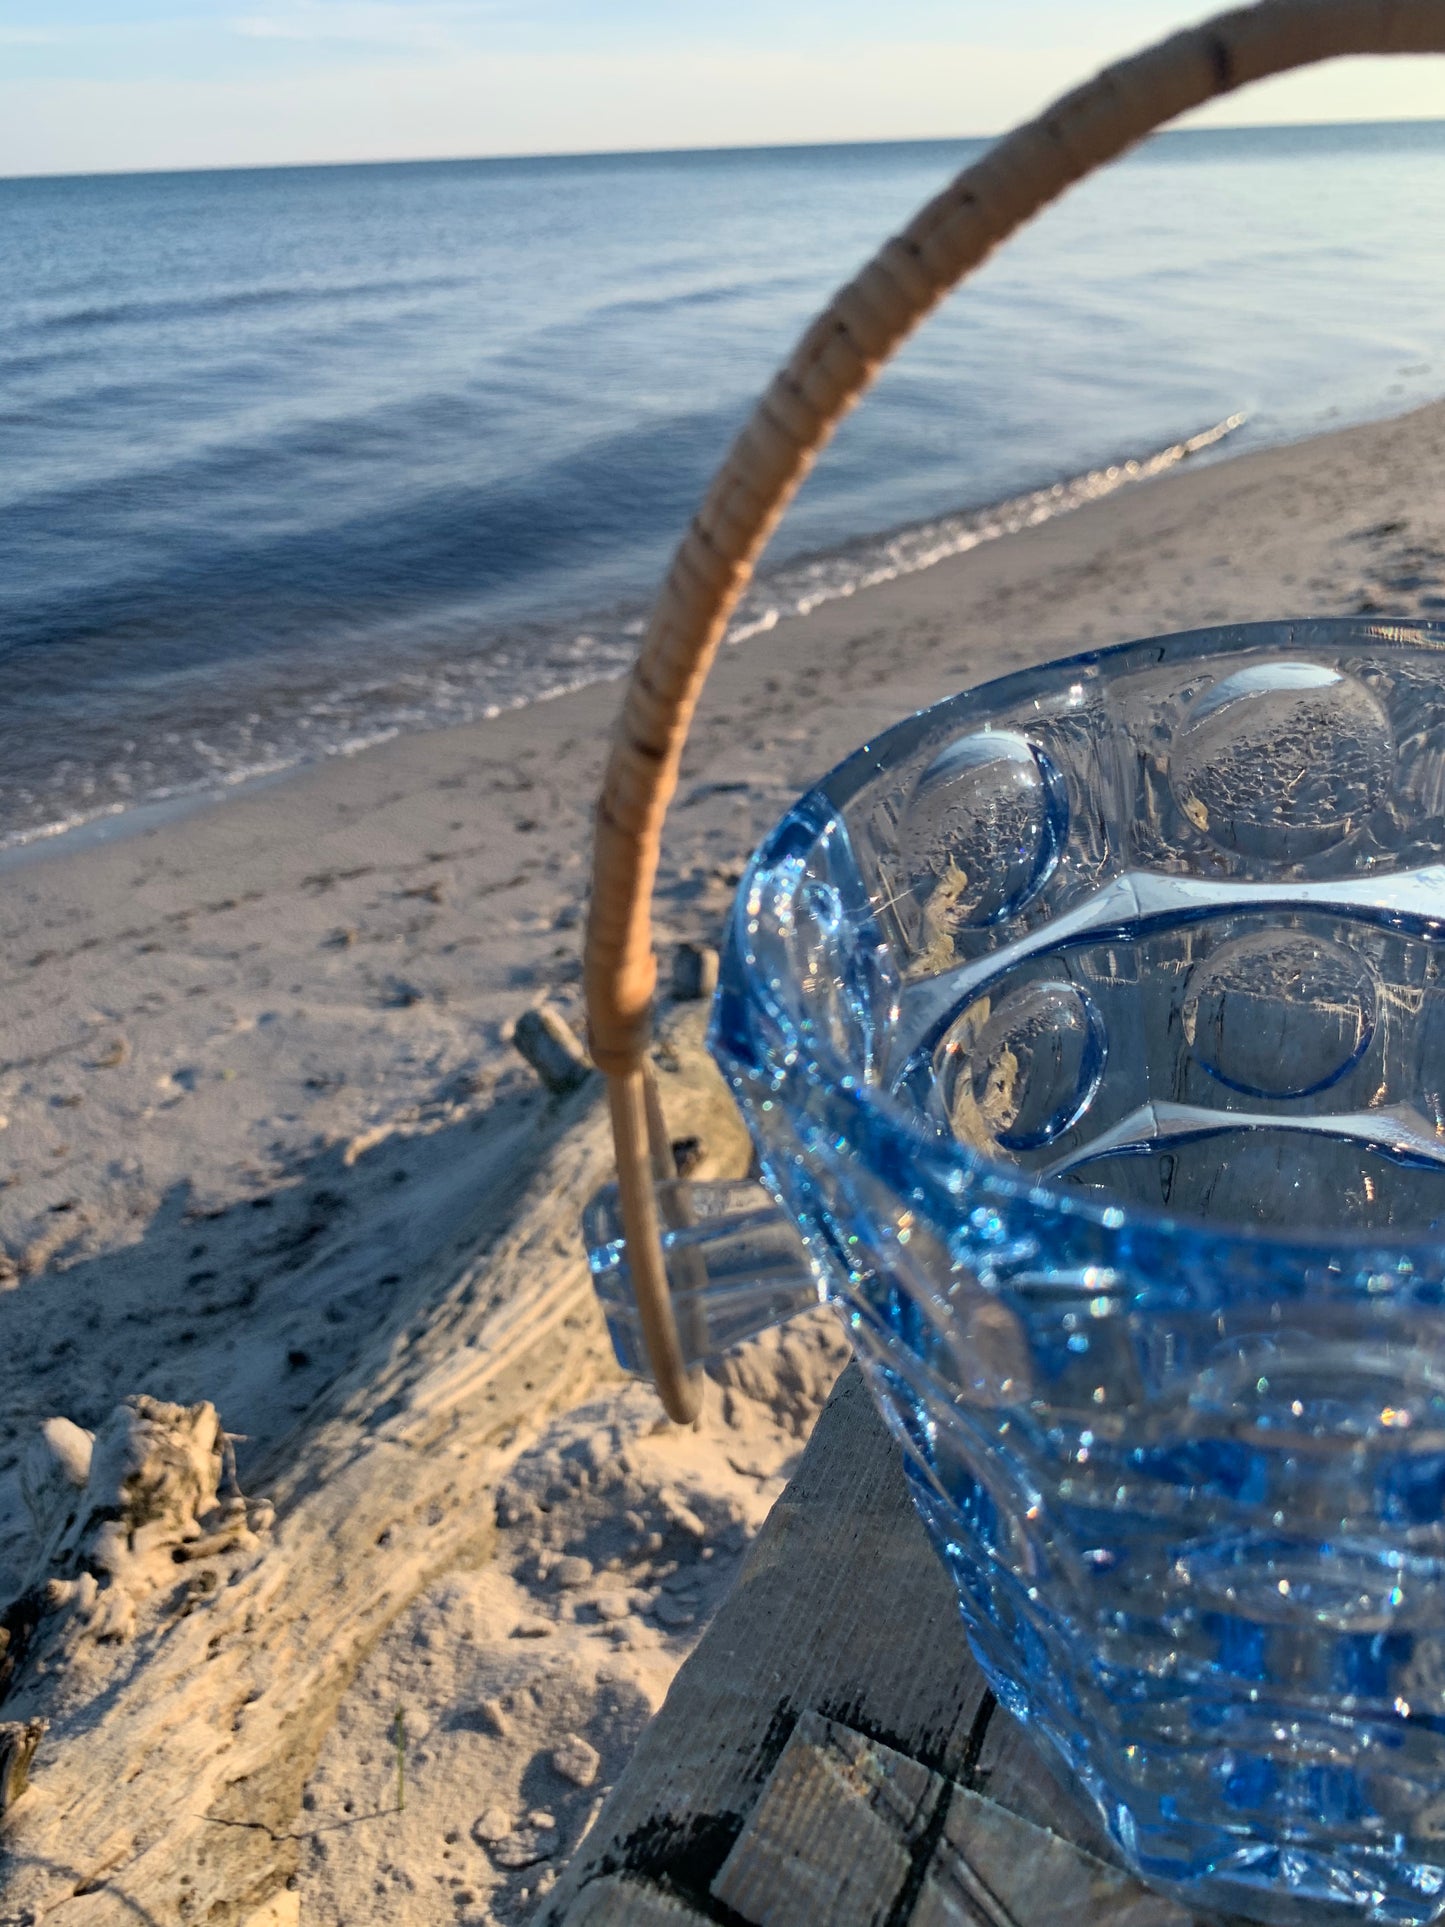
[589,618,1445,1924]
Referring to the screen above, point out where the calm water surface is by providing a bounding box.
[3,122,1445,848]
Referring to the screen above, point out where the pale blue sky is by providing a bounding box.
[3,1,1443,177]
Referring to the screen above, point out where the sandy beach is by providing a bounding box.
[3,395,1445,1925]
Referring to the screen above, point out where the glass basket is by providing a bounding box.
[589,619,1445,1925]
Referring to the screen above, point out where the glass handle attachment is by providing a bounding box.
[583,1178,820,1381]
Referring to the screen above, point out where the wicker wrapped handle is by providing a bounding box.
[583,0,1445,1421]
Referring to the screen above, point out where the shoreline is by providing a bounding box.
[0,409,1250,867]
[0,402,1324,868]
[3,391,1445,1924]
[12,383,1445,873]
[6,391,1445,1274]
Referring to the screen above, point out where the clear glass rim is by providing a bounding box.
[731,615,1445,1266]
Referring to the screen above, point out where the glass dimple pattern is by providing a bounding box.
[1169,660,1395,861]
[1182,930,1378,1100]
[936,979,1107,1151]
[707,621,1445,1926]
[895,728,1068,951]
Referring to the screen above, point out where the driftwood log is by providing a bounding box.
[543,1365,1213,1927]
[0,1008,748,1927]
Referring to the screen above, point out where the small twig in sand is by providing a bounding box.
[393,1707,406,1813]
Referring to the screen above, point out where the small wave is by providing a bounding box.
[7,273,469,341]
[724,414,1246,645]
[0,413,1245,859]
[589,268,816,324]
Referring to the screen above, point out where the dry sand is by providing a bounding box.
[2,397,1445,1923]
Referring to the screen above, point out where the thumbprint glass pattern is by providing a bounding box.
[590,619,1445,1924]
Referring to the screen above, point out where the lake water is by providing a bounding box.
[4,121,1445,851]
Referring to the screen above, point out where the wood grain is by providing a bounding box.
[545,1364,1201,1925]
[0,1010,747,1926]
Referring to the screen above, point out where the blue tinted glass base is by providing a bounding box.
[898,1451,1445,1927]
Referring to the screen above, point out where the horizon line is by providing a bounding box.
[4,112,1444,186]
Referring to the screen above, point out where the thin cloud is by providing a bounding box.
[230,1,503,47]
[0,25,87,42]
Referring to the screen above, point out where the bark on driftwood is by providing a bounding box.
[0,1007,749,1926]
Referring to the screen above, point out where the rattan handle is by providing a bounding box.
[583,0,1445,1421]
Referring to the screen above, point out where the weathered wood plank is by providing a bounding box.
[555,1699,1196,1927]
[710,1712,934,1924]
[563,1874,712,1925]
[542,1358,1240,1926]
[917,1777,1190,1927]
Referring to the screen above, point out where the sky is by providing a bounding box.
[2,1,1444,179]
